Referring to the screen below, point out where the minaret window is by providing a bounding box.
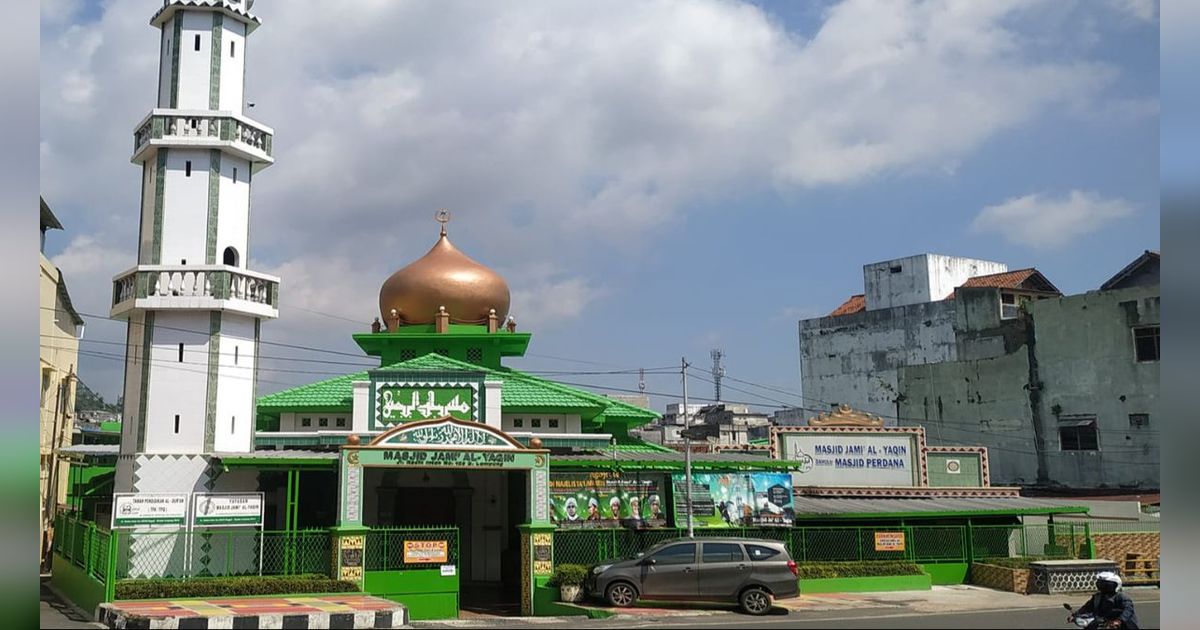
[233,167,238,184]
[178,343,184,362]
[174,414,181,434]
[231,416,236,434]
[234,345,239,365]
[194,34,201,51]
[230,41,236,57]
[185,160,192,177]
[223,246,239,266]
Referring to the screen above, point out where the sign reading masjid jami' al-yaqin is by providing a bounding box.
[373,384,477,429]
[781,432,919,487]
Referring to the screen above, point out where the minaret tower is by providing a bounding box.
[112,0,278,492]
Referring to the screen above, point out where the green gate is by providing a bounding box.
[364,527,460,621]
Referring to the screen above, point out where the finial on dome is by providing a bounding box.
[435,209,451,236]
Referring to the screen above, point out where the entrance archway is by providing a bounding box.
[334,417,553,619]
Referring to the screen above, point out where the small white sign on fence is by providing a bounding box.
[111,493,189,528]
[191,493,264,527]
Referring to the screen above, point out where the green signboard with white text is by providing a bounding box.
[370,377,482,430]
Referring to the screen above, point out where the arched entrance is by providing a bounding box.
[333,417,553,619]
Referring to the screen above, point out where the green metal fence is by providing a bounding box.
[365,526,459,571]
[553,523,1093,567]
[111,528,333,580]
[53,513,114,586]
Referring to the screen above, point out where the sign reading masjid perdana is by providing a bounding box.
[370,377,482,430]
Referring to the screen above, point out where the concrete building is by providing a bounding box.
[771,407,808,426]
[40,197,85,562]
[898,252,1160,490]
[799,254,1053,423]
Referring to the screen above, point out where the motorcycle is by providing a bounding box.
[1063,603,1123,629]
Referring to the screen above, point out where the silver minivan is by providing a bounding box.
[588,538,800,615]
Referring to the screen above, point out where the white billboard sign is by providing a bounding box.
[782,432,918,487]
[192,493,264,527]
[111,493,189,528]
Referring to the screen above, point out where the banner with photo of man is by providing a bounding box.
[548,472,669,529]
[671,472,794,528]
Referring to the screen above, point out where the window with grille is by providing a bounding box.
[301,417,311,427]
[1129,413,1150,428]
[467,347,483,363]
[336,418,347,427]
[1059,419,1099,451]
[435,348,450,357]
[1133,326,1160,362]
[1000,293,1019,319]
[531,418,542,428]
[319,417,329,427]
[399,349,417,361]
[512,418,523,428]
[549,418,559,428]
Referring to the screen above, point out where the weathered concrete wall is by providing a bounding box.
[863,254,1006,311]
[899,348,1038,484]
[898,285,1160,489]
[1029,286,1159,489]
[800,300,959,423]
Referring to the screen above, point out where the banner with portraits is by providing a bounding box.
[548,472,669,529]
[671,472,795,528]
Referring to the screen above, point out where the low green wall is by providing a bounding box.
[51,555,106,618]
[532,583,591,617]
[801,573,932,594]
[919,562,969,585]
[365,569,458,620]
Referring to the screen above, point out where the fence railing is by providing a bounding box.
[53,513,114,587]
[554,523,1099,567]
[365,526,459,571]
[111,528,333,580]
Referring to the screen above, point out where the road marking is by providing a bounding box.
[612,599,1161,627]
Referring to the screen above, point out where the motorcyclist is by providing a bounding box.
[1068,572,1139,629]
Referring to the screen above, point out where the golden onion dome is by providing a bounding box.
[379,215,510,326]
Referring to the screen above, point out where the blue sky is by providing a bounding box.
[40,0,1159,414]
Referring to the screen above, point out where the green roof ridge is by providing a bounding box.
[257,352,659,423]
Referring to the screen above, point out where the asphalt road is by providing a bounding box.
[518,599,1161,630]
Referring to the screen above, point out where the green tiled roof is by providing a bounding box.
[258,353,660,426]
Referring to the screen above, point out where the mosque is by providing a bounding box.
[51,0,1094,622]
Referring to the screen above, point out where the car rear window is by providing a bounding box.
[701,542,744,563]
[745,544,781,561]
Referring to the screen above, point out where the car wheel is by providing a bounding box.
[606,581,638,608]
[739,587,773,616]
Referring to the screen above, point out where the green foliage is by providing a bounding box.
[548,564,591,587]
[976,556,1050,569]
[115,574,358,599]
[797,562,923,579]
[74,379,121,414]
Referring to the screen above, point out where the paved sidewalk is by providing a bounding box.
[40,579,104,629]
[413,584,1161,627]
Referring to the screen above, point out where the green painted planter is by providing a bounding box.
[800,573,932,594]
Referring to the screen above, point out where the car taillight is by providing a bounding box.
[787,560,798,577]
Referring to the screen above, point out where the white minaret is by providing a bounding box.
[112,0,277,497]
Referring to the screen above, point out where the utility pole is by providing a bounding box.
[681,357,693,537]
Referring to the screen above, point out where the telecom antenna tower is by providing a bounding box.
[711,348,725,401]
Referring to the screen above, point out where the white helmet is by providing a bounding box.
[1096,571,1122,593]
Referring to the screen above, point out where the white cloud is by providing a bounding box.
[1106,0,1158,22]
[38,0,1152,395]
[41,0,1134,259]
[971,190,1135,248]
[508,264,607,331]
